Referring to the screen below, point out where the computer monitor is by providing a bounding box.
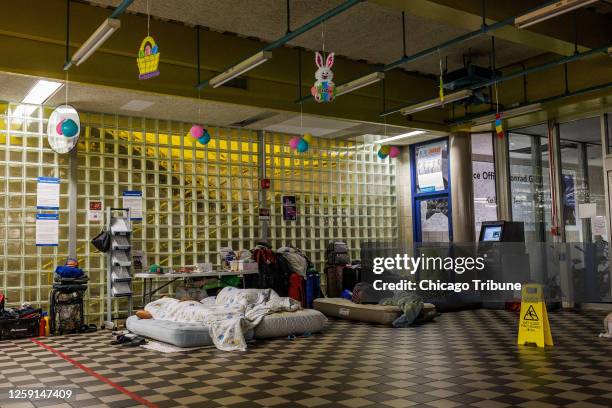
[481,225,502,242]
[478,221,525,242]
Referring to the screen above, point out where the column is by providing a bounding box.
[449,132,475,242]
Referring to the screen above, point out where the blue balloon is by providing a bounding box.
[61,119,78,137]
[297,139,309,152]
[378,150,388,159]
[197,130,211,145]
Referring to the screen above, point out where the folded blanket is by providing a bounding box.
[145,288,300,351]
[379,292,423,328]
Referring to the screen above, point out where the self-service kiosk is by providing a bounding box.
[478,221,530,308]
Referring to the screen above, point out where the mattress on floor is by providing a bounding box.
[314,298,401,325]
[313,298,437,326]
[254,308,328,339]
[126,308,327,347]
[126,315,254,348]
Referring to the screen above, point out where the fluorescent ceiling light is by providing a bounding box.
[400,89,473,116]
[336,72,385,97]
[472,103,543,126]
[377,130,426,144]
[515,0,597,29]
[71,18,121,66]
[22,80,63,105]
[11,80,63,125]
[209,51,272,88]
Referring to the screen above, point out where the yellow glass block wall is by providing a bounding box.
[1,103,397,324]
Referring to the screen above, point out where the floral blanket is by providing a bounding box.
[145,287,300,351]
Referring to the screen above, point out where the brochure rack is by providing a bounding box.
[105,207,133,326]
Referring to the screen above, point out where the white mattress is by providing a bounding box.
[254,308,328,339]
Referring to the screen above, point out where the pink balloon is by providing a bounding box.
[288,136,301,150]
[389,146,400,158]
[56,119,64,135]
[190,125,204,139]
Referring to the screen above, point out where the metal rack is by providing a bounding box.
[105,207,133,327]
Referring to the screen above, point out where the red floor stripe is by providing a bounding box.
[31,338,159,408]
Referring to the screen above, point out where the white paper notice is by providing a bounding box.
[592,216,607,237]
[122,191,143,220]
[36,177,60,209]
[578,203,596,219]
[36,213,59,246]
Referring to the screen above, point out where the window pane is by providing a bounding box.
[471,133,497,239]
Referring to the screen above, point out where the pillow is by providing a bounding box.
[136,310,153,319]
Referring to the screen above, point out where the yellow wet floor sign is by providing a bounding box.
[517,283,553,347]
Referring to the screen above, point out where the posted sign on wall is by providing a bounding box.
[122,191,143,220]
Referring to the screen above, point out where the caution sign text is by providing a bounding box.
[517,283,553,347]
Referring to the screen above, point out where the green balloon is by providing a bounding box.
[61,119,78,137]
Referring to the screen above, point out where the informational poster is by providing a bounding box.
[259,208,270,221]
[36,213,59,246]
[415,142,445,192]
[36,177,60,210]
[122,190,143,220]
[88,200,103,222]
[282,196,297,221]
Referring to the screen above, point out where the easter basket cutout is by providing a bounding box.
[137,36,160,80]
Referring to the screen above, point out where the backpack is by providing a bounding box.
[326,241,350,265]
[305,271,321,309]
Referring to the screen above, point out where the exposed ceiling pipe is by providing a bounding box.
[63,0,133,70]
[297,0,561,103]
[451,81,612,126]
[195,0,363,90]
[381,43,610,117]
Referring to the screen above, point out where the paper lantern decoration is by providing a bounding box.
[495,112,504,138]
[289,136,301,150]
[297,139,309,153]
[389,146,400,158]
[289,134,311,153]
[47,105,80,154]
[190,125,204,139]
[198,129,211,145]
[137,36,160,80]
[311,52,336,103]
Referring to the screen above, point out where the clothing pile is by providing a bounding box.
[144,287,301,351]
[243,244,322,308]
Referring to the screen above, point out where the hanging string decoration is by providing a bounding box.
[289,133,312,153]
[137,36,160,79]
[311,52,336,103]
[137,2,159,79]
[495,112,504,139]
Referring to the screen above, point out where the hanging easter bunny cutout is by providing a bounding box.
[311,52,336,103]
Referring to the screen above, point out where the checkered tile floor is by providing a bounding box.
[0,309,611,408]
